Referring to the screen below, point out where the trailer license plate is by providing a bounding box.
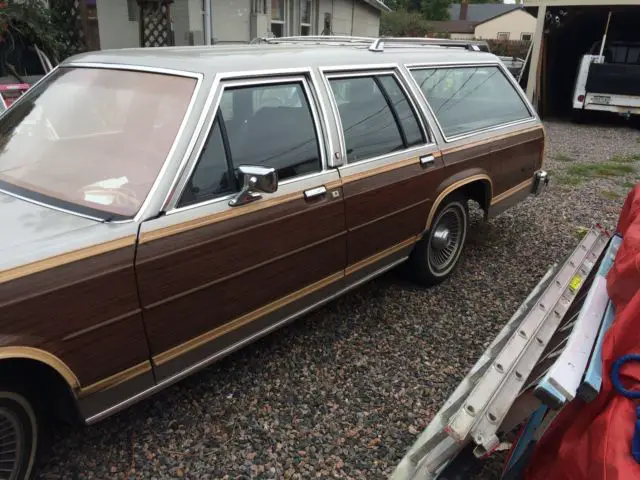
[592,95,611,104]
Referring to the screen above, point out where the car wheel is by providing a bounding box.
[407,193,469,286]
[0,390,40,480]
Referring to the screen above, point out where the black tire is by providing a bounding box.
[0,389,40,480]
[407,193,469,286]
[571,109,587,124]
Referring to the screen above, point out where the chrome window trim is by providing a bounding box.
[406,62,538,143]
[397,65,439,144]
[309,69,336,166]
[164,70,329,213]
[319,63,399,72]
[160,76,221,213]
[320,66,432,165]
[63,62,203,79]
[317,69,345,162]
[165,170,330,216]
[0,187,105,222]
[338,143,437,172]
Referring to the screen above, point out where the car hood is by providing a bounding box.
[0,190,100,271]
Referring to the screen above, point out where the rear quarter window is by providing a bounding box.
[410,66,532,139]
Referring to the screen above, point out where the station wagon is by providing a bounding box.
[0,36,547,478]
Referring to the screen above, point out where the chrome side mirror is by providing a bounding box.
[229,165,278,207]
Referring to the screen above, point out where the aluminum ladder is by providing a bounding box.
[391,226,611,480]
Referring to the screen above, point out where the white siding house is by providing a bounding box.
[474,9,535,41]
[428,4,535,41]
[93,0,388,49]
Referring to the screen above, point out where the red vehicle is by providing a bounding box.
[0,34,54,108]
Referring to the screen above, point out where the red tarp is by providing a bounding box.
[525,184,640,480]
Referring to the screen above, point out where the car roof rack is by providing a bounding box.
[368,37,486,52]
[253,35,487,52]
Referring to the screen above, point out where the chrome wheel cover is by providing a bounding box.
[0,407,22,480]
[427,204,466,276]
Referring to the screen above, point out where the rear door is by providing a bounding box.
[321,67,443,281]
[136,74,347,380]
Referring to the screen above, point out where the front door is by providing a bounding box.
[136,75,346,380]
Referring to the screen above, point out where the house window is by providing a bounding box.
[521,33,532,41]
[497,32,510,41]
[127,0,139,22]
[271,0,287,37]
[300,0,312,35]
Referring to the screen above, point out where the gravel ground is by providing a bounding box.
[37,120,639,480]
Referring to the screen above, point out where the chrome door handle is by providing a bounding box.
[420,154,435,166]
[304,185,327,200]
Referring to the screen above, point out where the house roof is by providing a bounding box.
[361,0,391,12]
[448,3,520,22]
[427,20,478,34]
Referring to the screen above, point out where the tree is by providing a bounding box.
[420,0,452,21]
[0,0,63,61]
[380,10,430,36]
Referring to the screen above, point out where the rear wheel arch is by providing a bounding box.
[425,173,493,232]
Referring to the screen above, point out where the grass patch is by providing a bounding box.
[556,174,584,186]
[574,226,590,240]
[600,190,622,200]
[636,137,640,144]
[554,153,576,162]
[609,153,640,164]
[566,162,634,179]
[623,181,636,189]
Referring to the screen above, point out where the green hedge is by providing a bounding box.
[485,39,531,59]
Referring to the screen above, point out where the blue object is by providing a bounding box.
[534,380,568,409]
[501,404,549,479]
[611,354,640,463]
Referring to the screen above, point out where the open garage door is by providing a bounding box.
[528,5,640,119]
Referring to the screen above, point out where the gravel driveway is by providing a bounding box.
[37,120,639,480]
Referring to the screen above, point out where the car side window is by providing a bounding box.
[179,115,236,207]
[410,66,532,138]
[220,81,322,181]
[328,74,425,164]
[376,75,426,147]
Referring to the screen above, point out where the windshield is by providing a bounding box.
[0,67,197,219]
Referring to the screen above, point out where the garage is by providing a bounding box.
[523,0,640,120]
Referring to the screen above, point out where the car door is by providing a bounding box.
[135,74,346,380]
[321,67,443,281]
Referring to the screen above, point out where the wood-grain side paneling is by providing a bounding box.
[342,158,443,266]
[137,197,345,306]
[0,243,151,386]
[136,192,347,360]
[343,127,544,266]
[443,127,544,196]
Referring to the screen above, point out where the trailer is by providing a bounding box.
[392,184,640,479]
[521,0,640,120]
